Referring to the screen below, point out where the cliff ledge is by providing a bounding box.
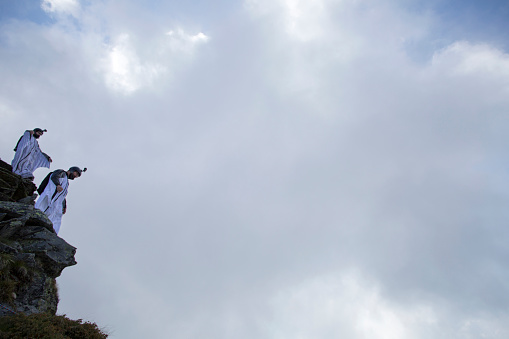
[0,159,76,316]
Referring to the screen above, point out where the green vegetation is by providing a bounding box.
[0,253,33,305]
[0,313,108,338]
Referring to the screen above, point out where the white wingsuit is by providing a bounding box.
[35,170,69,234]
[11,130,51,178]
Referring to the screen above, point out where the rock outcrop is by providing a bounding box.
[0,160,76,317]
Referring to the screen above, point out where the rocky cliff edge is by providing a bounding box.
[0,159,76,316]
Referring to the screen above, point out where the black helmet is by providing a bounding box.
[68,167,87,179]
[32,128,47,139]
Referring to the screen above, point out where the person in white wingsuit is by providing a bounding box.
[11,128,52,180]
[35,166,86,234]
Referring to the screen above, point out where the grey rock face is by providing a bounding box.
[17,226,77,277]
[0,201,54,238]
[0,166,37,202]
[0,159,77,317]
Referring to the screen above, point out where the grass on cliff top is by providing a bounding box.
[0,313,108,338]
[0,253,33,305]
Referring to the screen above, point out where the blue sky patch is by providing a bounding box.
[0,0,53,25]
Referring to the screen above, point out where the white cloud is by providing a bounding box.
[432,41,509,80]
[41,0,81,17]
[102,29,209,94]
[245,0,333,41]
[268,272,509,339]
[166,29,209,45]
[103,34,166,94]
[280,0,327,41]
[268,272,437,339]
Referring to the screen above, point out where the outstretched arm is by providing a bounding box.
[42,152,52,162]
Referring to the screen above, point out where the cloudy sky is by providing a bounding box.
[1,0,509,338]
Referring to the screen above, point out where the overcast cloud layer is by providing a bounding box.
[1,0,509,338]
